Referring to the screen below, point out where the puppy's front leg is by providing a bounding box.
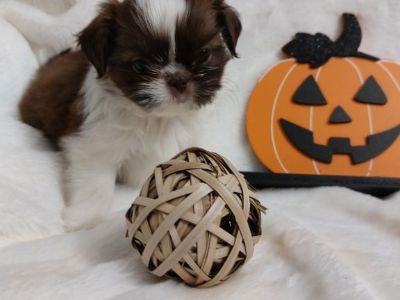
[62,150,117,231]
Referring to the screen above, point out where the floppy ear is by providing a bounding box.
[78,2,118,77]
[215,1,242,57]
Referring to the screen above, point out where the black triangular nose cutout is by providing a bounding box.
[329,106,352,124]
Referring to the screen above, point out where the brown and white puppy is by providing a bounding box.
[19,0,242,229]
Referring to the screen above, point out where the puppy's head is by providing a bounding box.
[78,0,241,114]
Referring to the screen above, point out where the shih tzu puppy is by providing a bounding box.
[17,0,242,229]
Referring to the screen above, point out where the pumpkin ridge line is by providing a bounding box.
[270,63,297,173]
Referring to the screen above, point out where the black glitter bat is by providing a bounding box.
[282,13,379,68]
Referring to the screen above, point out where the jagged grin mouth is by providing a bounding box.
[280,119,400,164]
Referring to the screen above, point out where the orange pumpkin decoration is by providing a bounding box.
[247,14,400,178]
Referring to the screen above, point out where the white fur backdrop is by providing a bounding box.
[0,0,400,299]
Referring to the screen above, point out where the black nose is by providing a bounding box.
[166,73,189,94]
[329,106,352,124]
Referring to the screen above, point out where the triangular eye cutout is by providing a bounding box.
[293,75,327,105]
[355,76,387,105]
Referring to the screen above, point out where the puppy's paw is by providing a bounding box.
[62,205,107,232]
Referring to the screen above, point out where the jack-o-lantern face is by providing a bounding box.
[247,14,400,177]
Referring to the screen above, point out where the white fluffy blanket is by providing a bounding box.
[0,0,399,299]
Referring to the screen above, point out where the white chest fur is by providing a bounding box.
[61,68,198,229]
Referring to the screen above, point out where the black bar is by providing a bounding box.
[242,172,400,199]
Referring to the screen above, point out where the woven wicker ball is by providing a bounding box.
[126,148,266,288]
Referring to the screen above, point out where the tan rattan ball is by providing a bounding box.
[126,148,266,288]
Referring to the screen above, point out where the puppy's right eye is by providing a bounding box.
[132,59,147,73]
[197,48,212,64]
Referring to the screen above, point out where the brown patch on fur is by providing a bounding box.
[19,50,89,143]
[19,0,242,144]
[213,0,242,57]
[177,1,242,57]
[77,0,241,109]
[174,0,241,106]
[77,1,119,78]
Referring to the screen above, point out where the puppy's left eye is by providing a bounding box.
[132,59,148,73]
[197,48,212,64]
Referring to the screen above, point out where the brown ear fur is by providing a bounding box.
[214,0,242,57]
[78,1,119,77]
